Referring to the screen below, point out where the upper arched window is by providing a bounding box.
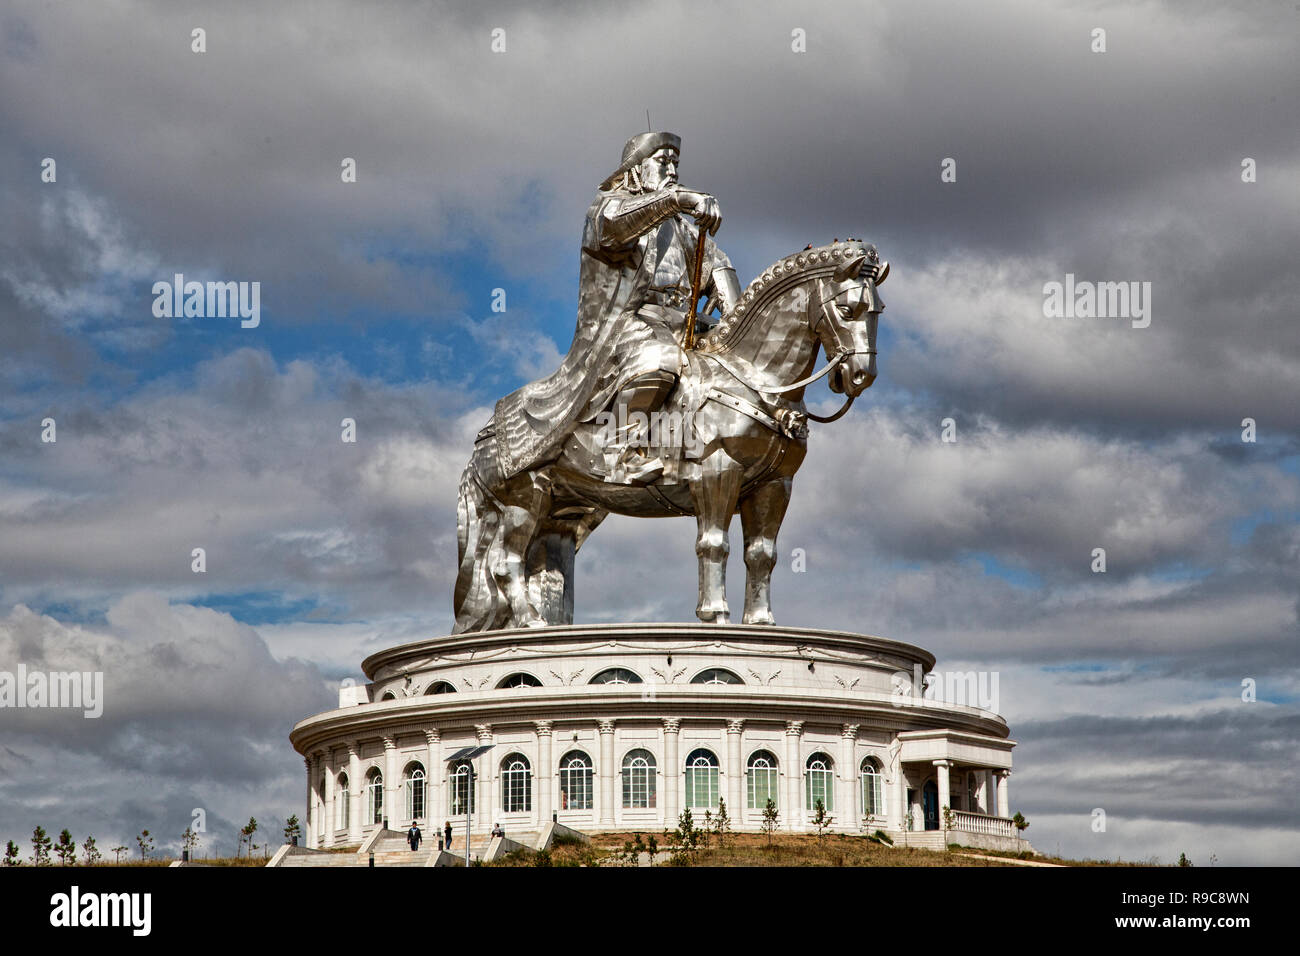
[380,691,397,701]
[589,668,642,685]
[805,753,834,813]
[425,681,457,695]
[747,750,779,810]
[860,757,883,819]
[621,749,657,809]
[684,748,720,809]
[691,668,744,685]
[497,673,543,689]
[501,753,532,813]
[558,751,594,811]
[404,763,426,822]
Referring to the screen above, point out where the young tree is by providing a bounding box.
[81,835,102,866]
[240,817,258,857]
[30,826,52,866]
[942,805,955,833]
[111,845,128,864]
[136,830,154,860]
[283,814,301,845]
[812,799,831,843]
[1012,812,1030,836]
[55,829,76,865]
[181,826,200,859]
[3,840,19,866]
[761,798,779,846]
[712,798,731,847]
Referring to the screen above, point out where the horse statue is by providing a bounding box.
[454,239,888,631]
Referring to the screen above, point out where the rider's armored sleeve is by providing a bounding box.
[598,188,684,248]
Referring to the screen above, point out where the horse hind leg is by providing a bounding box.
[739,478,792,625]
[490,470,555,628]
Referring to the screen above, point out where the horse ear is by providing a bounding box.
[834,254,867,282]
[876,260,890,284]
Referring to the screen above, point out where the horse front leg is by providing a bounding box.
[739,477,792,625]
[689,450,743,624]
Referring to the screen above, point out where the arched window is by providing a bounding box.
[558,751,593,811]
[805,753,834,813]
[337,773,350,832]
[366,768,384,825]
[860,757,883,819]
[589,668,642,684]
[691,668,744,685]
[425,681,456,695]
[747,750,779,810]
[405,764,426,822]
[380,691,396,701]
[501,754,532,813]
[449,761,474,816]
[684,748,720,809]
[497,673,542,689]
[621,749,657,809]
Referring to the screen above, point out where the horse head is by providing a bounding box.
[811,241,888,396]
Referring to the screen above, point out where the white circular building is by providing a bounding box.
[289,622,1024,854]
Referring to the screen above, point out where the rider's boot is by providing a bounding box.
[609,370,676,481]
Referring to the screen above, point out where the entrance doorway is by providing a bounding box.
[922,781,939,830]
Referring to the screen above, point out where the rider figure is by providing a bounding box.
[588,132,742,460]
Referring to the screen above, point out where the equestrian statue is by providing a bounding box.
[454,131,888,632]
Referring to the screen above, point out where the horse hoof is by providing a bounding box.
[743,611,775,625]
[697,607,731,624]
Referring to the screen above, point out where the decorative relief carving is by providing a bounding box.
[650,666,687,684]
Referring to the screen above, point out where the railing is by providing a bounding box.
[951,809,1016,838]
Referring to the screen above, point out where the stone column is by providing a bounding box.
[934,760,952,829]
[536,721,554,828]
[322,754,335,847]
[839,724,859,831]
[475,724,493,833]
[890,764,907,831]
[347,743,362,844]
[382,735,398,829]
[662,718,681,827]
[994,769,1011,818]
[424,729,441,825]
[784,721,803,830]
[304,756,316,847]
[598,719,616,827]
[725,719,744,821]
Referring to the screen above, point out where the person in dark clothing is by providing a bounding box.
[407,822,422,851]
[444,821,453,849]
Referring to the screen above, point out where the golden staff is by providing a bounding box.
[682,226,707,350]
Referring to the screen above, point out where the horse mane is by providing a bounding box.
[698,239,880,354]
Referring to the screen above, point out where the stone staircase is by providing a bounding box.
[269,822,589,867]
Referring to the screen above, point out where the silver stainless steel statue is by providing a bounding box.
[454,131,888,632]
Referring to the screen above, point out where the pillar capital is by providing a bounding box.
[345,741,359,757]
[785,720,804,736]
[841,723,859,739]
[382,735,396,751]
[993,768,1011,778]
[424,728,440,744]
[475,723,492,742]
[726,718,744,734]
[534,720,554,736]
[932,758,953,769]
[598,719,616,735]
[662,717,681,733]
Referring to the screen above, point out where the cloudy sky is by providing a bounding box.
[1,0,1296,864]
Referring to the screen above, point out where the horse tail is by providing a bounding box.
[453,441,507,633]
